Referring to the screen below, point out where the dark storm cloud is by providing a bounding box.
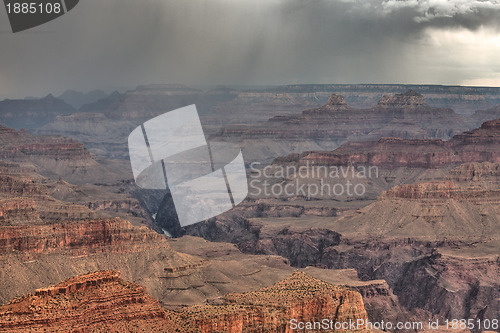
[381,0,500,29]
[1,0,500,99]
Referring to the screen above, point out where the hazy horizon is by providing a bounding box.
[2,0,500,99]
[5,81,500,101]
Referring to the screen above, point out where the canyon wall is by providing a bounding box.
[0,271,371,333]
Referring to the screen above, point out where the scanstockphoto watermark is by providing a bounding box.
[289,318,499,331]
[249,161,379,199]
[289,318,424,331]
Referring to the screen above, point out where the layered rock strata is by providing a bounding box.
[0,271,371,333]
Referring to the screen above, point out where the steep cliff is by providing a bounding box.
[0,217,162,255]
[183,162,500,325]
[0,271,186,332]
[279,118,500,169]
[0,270,372,333]
[0,122,124,186]
[394,249,500,321]
[330,180,500,240]
[220,90,469,143]
[192,272,370,333]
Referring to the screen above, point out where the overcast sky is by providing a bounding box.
[2,0,500,99]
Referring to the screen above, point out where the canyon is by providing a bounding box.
[280,118,500,169]
[1,84,500,331]
[21,84,500,164]
[0,124,394,331]
[178,119,500,329]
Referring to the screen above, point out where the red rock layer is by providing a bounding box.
[448,162,500,183]
[0,271,371,333]
[279,118,500,168]
[0,271,184,332]
[0,124,89,161]
[382,181,500,200]
[220,90,468,141]
[193,272,370,333]
[0,217,163,256]
[0,197,39,224]
[0,174,40,197]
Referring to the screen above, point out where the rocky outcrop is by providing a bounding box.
[251,228,342,267]
[0,172,106,226]
[10,84,500,165]
[0,271,184,332]
[394,250,500,321]
[225,271,367,319]
[0,174,40,197]
[36,113,135,159]
[0,198,39,224]
[329,174,500,240]
[448,162,500,184]
[0,270,372,333]
[236,199,338,218]
[186,211,500,326]
[220,90,469,143]
[299,267,411,326]
[86,198,143,214]
[183,161,500,325]
[0,128,89,161]
[274,84,500,114]
[0,218,163,255]
[34,85,499,164]
[0,179,389,325]
[190,272,370,333]
[0,166,105,226]
[0,123,134,194]
[0,160,150,228]
[0,124,97,185]
[156,196,339,238]
[303,93,352,113]
[472,104,500,125]
[377,89,428,108]
[186,215,342,268]
[279,118,500,169]
[34,270,121,296]
[382,181,500,200]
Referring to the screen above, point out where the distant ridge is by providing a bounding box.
[58,90,107,109]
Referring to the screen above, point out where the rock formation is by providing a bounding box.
[213,89,473,164]
[0,271,185,332]
[0,123,88,161]
[193,272,370,333]
[0,217,163,255]
[2,85,500,332]
[278,118,500,169]
[394,249,500,321]
[0,122,118,186]
[304,93,352,112]
[32,85,500,167]
[184,162,500,325]
[377,89,428,108]
[0,271,371,332]
[7,84,500,165]
[220,90,469,143]
[0,125,390,325]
